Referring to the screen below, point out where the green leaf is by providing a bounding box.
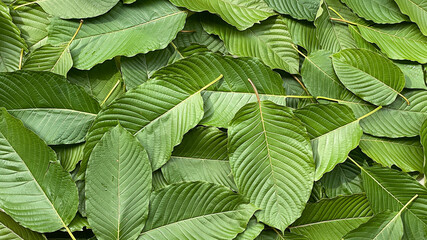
[256,230,308,240]
[161,126,236,190]
[395,61,427,89]
[67,60,123,107]
[295,103,363,180]
[0,1,27,72]
[358,23,427,64]
[86,125,151,240]
[361,164,427,237]
[48,0,187,70]
[343,211,404,240]
[0,108,78,232]
[0,211,46,240]
[29,0,119,19]
[169,0,275,30]
[263,0,322,21]
[228,101,314,231]
[0,71,100,145]
[152,170,169,191]
[138,182,257,239]
[341,0,408,24]
[360,90,427,138]
[332,49,406,106]
[203,15,299,74]
[121,46,176,90]
[394,0,427,36]
[359,134,424,172]
[52,143,84,172]
[314,0,357,53]
[235,217,264,240]
[23,44,73,76]
[8,0,50,50]
[283,16,320,53]
[421,120,427,173]
[290,194,373,240]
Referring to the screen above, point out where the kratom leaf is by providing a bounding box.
[161,126,236,190]
[235,218,264,240]
[256,230,308,240]
[294,103,363,180]
[203,15,299,74]
[332,49,406,106]
[52,143,84,172]
[0,108,78,232]
[283,16,320,53]
[0,71,100,145]
[27,0,119,19]
[395,61,427,89]
[359,134,424,172]
[65,213,89,233]
[360,90,427,138]
[48,0,187,69]
[341,0,408,24]
[343,211,404,240]
[421,120,427,171]
[228,100,314,231]
[152,170,169,191]
[358,23,427,64]
[23,44,73,76]
[138,182,257,239]
[290,194,373,240]
[0,211,46,240]
[169,0,275,31]
[263,0,322,21]
[86,125,151,240]
[393,0,427,36]
[0,2,27,72]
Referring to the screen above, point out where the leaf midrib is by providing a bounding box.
[8,108,97,116]
[290,216,371,229]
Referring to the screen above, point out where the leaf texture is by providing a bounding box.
[169,0,275,30]
[295,103,363,180]
[283,16,320,53]
[138,182,257,239]
[48,0,187,69]
[0,211,46,240]
[341,0,408,24]
[332,49,405,106]
[23,44,73,76]
[35,0,119,19]
[86,125,151,240]
[263,0,321,21]
[235,218,264,240]
[52,143,84,172]
[290,194,373,240]
[228,101,314,231]
[421,120,427,173]
[0,71,100,145]
[393,0,427,36]
[321,158,363,198]
[161,126,236,190]
[203,15,299,74]
[0,108,78,232]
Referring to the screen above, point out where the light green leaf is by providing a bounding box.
[361,164,427,238]
[395,62,427,89]
[86,125,151,240]
[48,0,187,70]
[294,103,363,180]
[8,0,49,50]
[0,1,27,72]
[0,71,100,145]
[235,217,264,240]
[121,46,176,90]
[343,211,404,240]
[264,0,322,21]
[228,101,314,231]
[358,23,427,63]
[161,126,236,190]
[68,60,123,107]
[421,120,427,173]
[63,213,89,232]
[332,49,406,106]
[27,0,119,19]
[169,0,275,30]
[283,16,320,53]
[52,143,84,172]
[138,182,257,239]
[152,170,169,191]
[0,108,78,232]
[290,194,373,240]
[0,211,46,240]
[394,0,427,36]
[256,230,308,240]
[203,15,299,74]
[360,90,427,138]
[315,0,357,53]
[23,44,73,76]
[359,134,424,172]
[341,0,408,23]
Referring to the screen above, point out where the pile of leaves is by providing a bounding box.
[1,0,427,239]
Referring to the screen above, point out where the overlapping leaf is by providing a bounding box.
[52,143,84,172]
[48,0,187,69]
[0,71,100,145]
[393,0,427,36]
[228,100,314,231]
[0,211,46,240]
[264,0,322,21]
[23,44,73,76]
[138,182,257,239]
[31,0,119,19]
[0,108,78,232]
[341,0,408,24]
